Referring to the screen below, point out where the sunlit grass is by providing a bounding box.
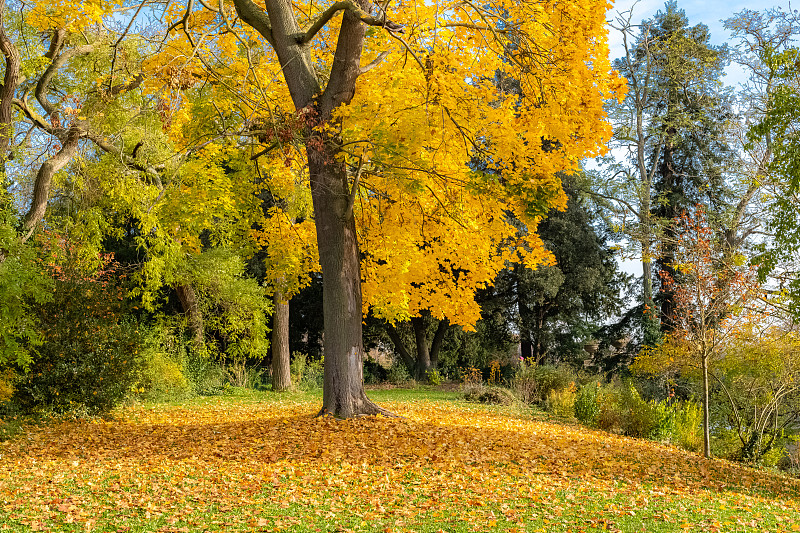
[1,388,799,532]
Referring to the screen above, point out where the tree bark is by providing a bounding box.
[429,318,449,370]
[271,291,292,391]
[175,283,204,347]
[702,352,712,458]
[385,322,416,374]
[411,316,430,379]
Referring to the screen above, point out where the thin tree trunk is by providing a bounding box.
[271,291,292,391]
[385,322,416,375]
[429,318,449,370]
[702,352,711,458]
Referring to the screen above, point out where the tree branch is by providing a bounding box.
[21,127,82,241]
[36,43,97,116]
[293,0,403,45]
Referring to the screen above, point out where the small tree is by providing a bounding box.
[634,206,758,457]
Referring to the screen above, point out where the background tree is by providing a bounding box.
[593,1,733,343]
[633,207,758,457]
[494,181,628,364]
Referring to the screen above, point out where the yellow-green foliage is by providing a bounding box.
[547,382,577,419]
[0,369,15,404]
[138,352,191,400]
[672,400,703,452]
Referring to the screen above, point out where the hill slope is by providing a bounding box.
[1,389,799,532]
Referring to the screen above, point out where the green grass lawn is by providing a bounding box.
[1,388,799,532]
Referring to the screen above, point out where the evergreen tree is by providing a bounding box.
[495,181,627,364]
[644,2,733,332]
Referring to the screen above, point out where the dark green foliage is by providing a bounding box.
[634,2,733,331]
[493,181,627,365]
[363,359,388,384]
[12,264,141,415]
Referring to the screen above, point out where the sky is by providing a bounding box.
[602,0,784,277]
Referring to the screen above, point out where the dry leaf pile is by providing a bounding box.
[1,393,799,532]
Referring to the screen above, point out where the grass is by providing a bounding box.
[1,387,799,532]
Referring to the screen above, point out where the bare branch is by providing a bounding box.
[293,0,403,45]
[358,50,390,75]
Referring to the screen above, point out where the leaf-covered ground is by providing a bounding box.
[2,388,800,532]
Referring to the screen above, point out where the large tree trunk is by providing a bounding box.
[271,291,292,391]
[309,148,384,417]
[233,0,391,417]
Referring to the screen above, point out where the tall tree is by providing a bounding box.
[594,1,732,342]
[160,0,622,417]
[727,8,800,316]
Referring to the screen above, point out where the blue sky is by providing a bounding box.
[603,0,781,278]
[606,0,780,88]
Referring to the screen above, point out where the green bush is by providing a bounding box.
[575,382,601,426]
[671,400,702,452]
[426,369,442,386]
[513,362,575,405]
[363,359,388,384]
[136,351,192,400]
[291,352,324,390]
[184,351,228,395]
[12,274,142,415]
[387,361,413,385]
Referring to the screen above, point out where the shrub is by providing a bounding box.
[0,368,15,405]
[387,361,413,386]
[513,362,575,405]
[225,360,267,389]
[512,361,537,404]
[460,366,482,387]
[426,369,442,386]
[465,386,514,405]
[363,359,388,384]
[184,351,228,395]
[546,382,577,419]
[291,353,324,390]
[137,351,191,400]
[671,400,702,452]
[12,269,142,415]
[574,382,601,425]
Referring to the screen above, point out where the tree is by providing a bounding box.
[156,0,623,417]
[594,1,733,343]
[634,207,758,457]
[495,181,628,364]
[728,8,800,317]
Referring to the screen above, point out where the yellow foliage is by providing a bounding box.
[143,0,624,327]
[0,369,15,404]
[28,0,115,31]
